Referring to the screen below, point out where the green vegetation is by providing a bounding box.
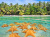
[0,1,50,15]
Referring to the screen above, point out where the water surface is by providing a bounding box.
[0,16,50,37]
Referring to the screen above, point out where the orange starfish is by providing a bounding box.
[18,23,29,28]
[9,23,14,26]
[18,25,22,28]
[21,23,25,26]
[14,22,18,25]
[11,26,18,28]
[38,24,48,32]
[30,26,38,30]
[38,26,48,32]
[31,23,37,27]
[14,22,22,25]
[22,23,30,26]
[16,23,20,25]
[22,29,36,37]
[7,26,18,33]
[26,23,30,25]
[20,25,28,30]
[24,22,31,24]
[1,24,8,28]
[9,33,20,37]
[14,22,18,24]
[24,22,27,24]
[38,24,43,27]
[22,22,30,26]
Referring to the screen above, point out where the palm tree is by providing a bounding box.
[43,1,46,8]
[10,3,13,7]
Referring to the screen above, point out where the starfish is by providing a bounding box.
[38,24,48,32]
[1,24,8,28]
[14,22,22,25]
[16,23,20,25]
[38,26,48,32]
[22,22,30,26]
[24,22,31,24]
[28,22,32,24]
[38,24,43,27]
[24,22,27,24]
[11,26,18,28]
[17,23,26,28]
[20,25,28,30]
[14,22,18,24]
[22,29,36,37]
[14,22,18,25]
[22,23,30,26]
[7,26,18,33]
[18,25,22,28]
[18,23,29,28]
[31,23,37,27]
[30,26,38,30]
[9,33,20,37]
[9,23,14,26]
[21,23,25,26]
[26,23,30,25]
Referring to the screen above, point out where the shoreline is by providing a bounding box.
[2,15,50,17]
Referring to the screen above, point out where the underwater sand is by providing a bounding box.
[0,16,50,37]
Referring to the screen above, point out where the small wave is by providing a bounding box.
[35,19,41,20]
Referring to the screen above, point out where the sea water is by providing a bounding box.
[0,16,50,37]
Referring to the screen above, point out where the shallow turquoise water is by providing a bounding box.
[0,16,50,37]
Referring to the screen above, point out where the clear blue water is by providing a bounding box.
[0,16,50,37]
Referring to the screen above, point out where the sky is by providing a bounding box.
[0,0,50,5]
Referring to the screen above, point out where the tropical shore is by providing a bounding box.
[3,15,50,17]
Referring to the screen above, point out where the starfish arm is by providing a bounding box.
[16,29,18,31]
[31,31,36,37]
[22,31,26,33]
[1,26,4,28]
[31,30,36,33]
[33,31,36,33]
[26,27,28,29]
[44,27,48,30]
[22,30,27,33]
[7,29,11,31]
[30,27,33,29]
[44,30,46,32]
[35,28,39,30]
[18,26,21,28]
[46,28,48,30]
[31,34,36,37]
[12,29,13,33]
[24,33,29,37]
